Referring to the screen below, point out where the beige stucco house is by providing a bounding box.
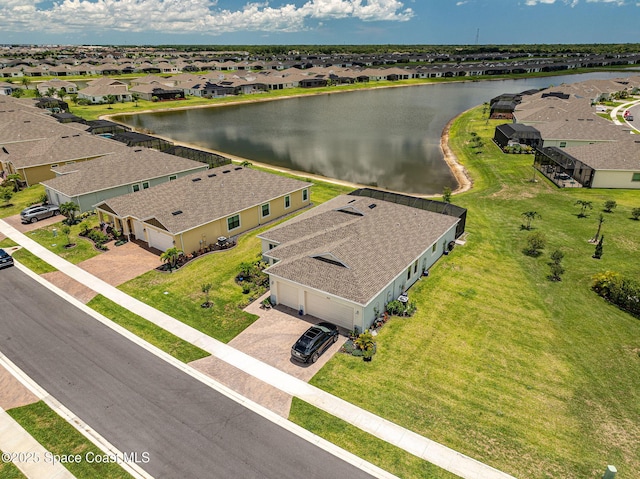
[95,166,312,253]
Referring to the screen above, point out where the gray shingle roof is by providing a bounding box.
[261,195,459,305]
[563,139,640,170]
[41,148,207,196]
[0,132,126,168]
[97,166,312,234]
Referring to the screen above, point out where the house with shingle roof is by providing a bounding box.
[0,124,127,186]
[258,193,462,332]
[95,166,312,253]
[42,148,208,211]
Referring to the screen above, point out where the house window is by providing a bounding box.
[142,181,150,189]
[302,189,308,201]
[407,267,411,281]
[284,195,291,209]
[632,173,640,182]
[413,260,418,274]
[559,141,567,148]
[227,214,240,231]
[169,175,177,181]
[432,243,437,253]
[269,243,275,250]
[261,203,270,218]
[132,184,140,192]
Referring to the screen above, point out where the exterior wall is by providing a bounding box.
[591,170,640,189]
[179,218,226,254]
[19,158,94,186]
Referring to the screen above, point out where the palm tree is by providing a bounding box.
[59,201,79,225]
[105,94,116,109]
[46,86,57,98]
[20,76,30,90]
[521,211,541,230]
[6,173,22,192]
[575,200,592,218]
[591,213,605,243]
[160,247,182,271]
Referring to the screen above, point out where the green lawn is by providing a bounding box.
[87,294,210,363]
[0,185,46,219]
[6,401,132,479]
[24,215,102,264]
[0,451,27,479]
[0,238,57,274]
[290,107,640,479]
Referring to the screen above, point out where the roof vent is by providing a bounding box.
[312,254,348,268]
[222,170,231,174]
[368,203,377,209]
[1,147,8,154]
[134,149,142,152]
[208,173,217,178]
[171,210,183,216]
[73,134,80,137]
[348,199,356,203]
[192,177,202,182]
[61,135,69,138]
[234,167,242,170]
[23,120,30,123]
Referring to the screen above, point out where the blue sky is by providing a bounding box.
[1,0,639,46]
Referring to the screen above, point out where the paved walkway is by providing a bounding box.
[0,218,517,479]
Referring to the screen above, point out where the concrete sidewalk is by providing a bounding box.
[0,218,517,479]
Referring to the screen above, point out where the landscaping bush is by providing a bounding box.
[385,300,405,316]
[592,271,640,318]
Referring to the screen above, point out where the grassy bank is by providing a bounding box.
[6,401,132,479]
[0,452,27,479]
[0,239,57,274]
[290,106,640,478]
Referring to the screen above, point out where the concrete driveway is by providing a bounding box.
[3,212,62,234]
[190,292,347,417]
[77,240,162,286]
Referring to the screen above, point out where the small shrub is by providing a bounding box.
[524,231,546,257]
[385,300,404,316]
[603,200,617,213]
[631,208,640,221]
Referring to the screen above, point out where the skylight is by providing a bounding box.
[171,210,183,216]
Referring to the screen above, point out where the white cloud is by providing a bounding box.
[0,0,414,35]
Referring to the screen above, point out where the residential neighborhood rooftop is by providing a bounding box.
[41,148,207,197]
[96,165,312,234]
[260,195,460,305]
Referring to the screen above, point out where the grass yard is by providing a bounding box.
[0,451,27,479]
[6,401,133,479]
[0,238,57,274]
[119,178,353,343]
[87,294,210,363]
[24,215,102,264]
[290,106,640,479]
[0,185,45,219]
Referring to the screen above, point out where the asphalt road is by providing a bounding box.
[0,266,376,479]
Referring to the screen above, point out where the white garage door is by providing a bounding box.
[147,228,174,252]
[306,292,353,330]
[277,281,299,310]
[133,220,146,240]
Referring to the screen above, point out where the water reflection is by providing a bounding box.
[115,71,627,194]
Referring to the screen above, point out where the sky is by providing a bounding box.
[1,0,639,46]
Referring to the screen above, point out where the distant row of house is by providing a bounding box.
[491,76,640,189]
[0,93,466,333]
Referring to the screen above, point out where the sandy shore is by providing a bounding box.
[104,83,474,198]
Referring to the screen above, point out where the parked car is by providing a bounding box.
[626,115,633,121]
[20,204,59,223]
[291,322,339,364]
[0,248,14,269]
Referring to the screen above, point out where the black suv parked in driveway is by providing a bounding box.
[291,322,339,364]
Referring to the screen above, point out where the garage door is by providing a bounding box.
[306,292,353,330]
[277,281,299,310]
[147,228,174,252]
[133,220,146,241]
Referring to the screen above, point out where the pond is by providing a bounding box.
[114,71,626,194]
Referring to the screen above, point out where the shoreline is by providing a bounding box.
[103,80,486,197]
